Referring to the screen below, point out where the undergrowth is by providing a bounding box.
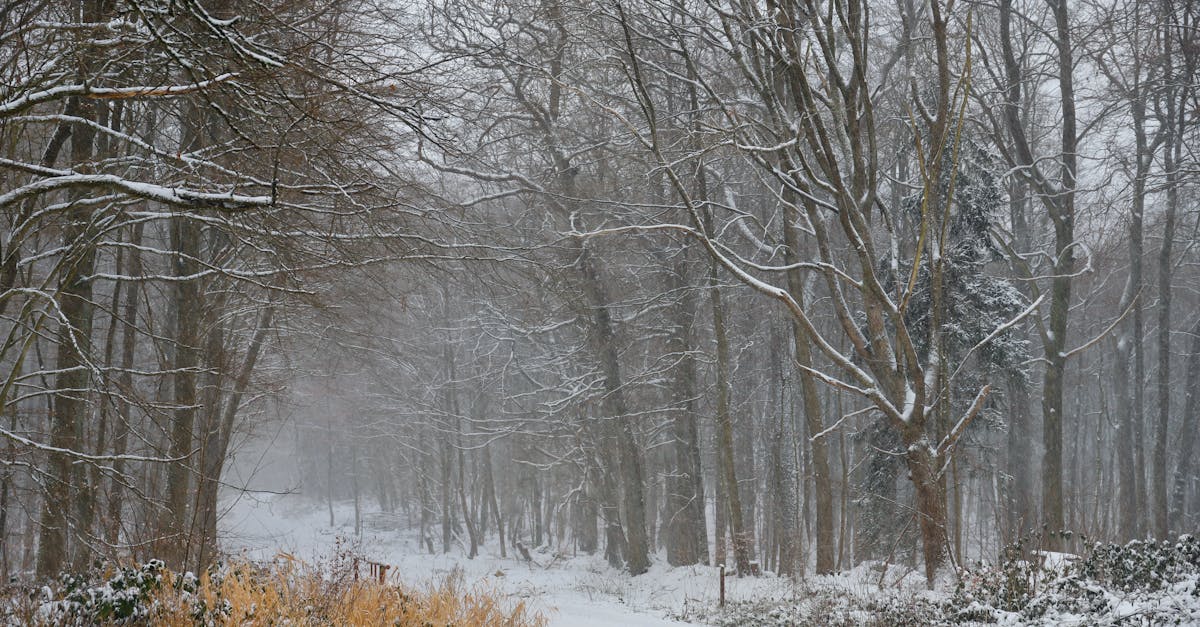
[707,535,1200,626]
[3,553,545,626]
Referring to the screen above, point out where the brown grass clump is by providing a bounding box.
[15,554,546,627]
[164,555,544,626]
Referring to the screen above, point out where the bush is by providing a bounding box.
[955,534,1200,624]
[954,542,1042,613]
[1074,535,1200,592]
[710,536,1200,626]
[42,559,168,624]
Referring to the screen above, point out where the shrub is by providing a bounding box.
[956,534,1200,624]
[1074,535,1200,592]
[42,559,168,624]
[954,543,1041,613]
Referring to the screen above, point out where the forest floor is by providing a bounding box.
[218,494,1200,626]
[218,492,802,626]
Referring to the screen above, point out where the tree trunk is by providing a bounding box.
[1005,370,1036,542]
[577,246,649,574]
[34,0,119,578]
[1004,169,1037,548]
[736,402,759,566]
[1152,91,1181,539]
[441,433,452,552]
[782,200,836,574]
[104,221,142,548]
[1043,0,1077,547]
[1170,319,1200,533]
[194,304,272,569]
[1127,83,1151,541]
[457,448,478,558]
[596,427,626,568]
[74,251,121,568]
[999,0,1077,548]
[709,269,751,576]
[1115,337,1139,539]
[665,253,708,566]
[160,211,202,569]
[188,297,225,569]
[37,88,100,579]
[904,427,948,588]
[714,455,727,568]
[574,479,595,557]
[161,93,214,569]
[352,447,362,539]
[770,323,799,576]
[1,405,16,577]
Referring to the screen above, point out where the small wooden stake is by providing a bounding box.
[355,557,391,585]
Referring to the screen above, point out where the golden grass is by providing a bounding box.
[157,555,544,627]
[20,554,546,627]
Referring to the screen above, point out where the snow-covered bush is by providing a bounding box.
[954,539,1043,612]
[708,536,1200,626]
[956,534,1200,624]
[1074,535,1200,592]
[37,559,167,625]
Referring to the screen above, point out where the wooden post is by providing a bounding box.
[360,559,390,585]
[719,563,726,607]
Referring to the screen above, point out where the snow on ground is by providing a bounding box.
[217,493,793,626]
[218,494,1200,626]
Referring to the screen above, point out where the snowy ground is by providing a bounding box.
[217,493,798,626]
[217,494,1200,626]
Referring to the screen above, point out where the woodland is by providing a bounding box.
[0,0,1198,602]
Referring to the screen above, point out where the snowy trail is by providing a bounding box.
[217,494,790,626]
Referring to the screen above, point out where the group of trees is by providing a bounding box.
[0,0,433,578]
[2,0,1198,589]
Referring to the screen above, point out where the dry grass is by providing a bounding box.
[164,555,545,626]
[13,554,546,627]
